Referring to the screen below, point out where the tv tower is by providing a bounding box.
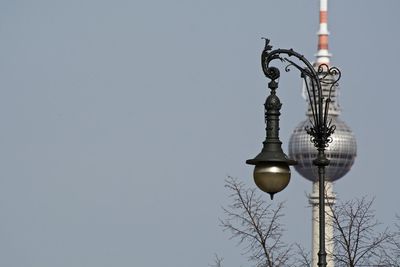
[288,0,357,266]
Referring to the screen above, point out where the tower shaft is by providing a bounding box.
[310,182,335,267]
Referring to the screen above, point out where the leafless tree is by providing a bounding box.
[327,196,391,267]
[209,254,224,267]
[377,215,400,267]
[220,177,292,267]
[293,243,311,267]
[217,179,396,266]
[392,215,400,265]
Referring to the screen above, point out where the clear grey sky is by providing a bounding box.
[0,1,399,266]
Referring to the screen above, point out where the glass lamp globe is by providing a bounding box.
[253,162,291,199]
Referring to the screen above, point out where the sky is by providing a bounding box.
[0,0,399,266]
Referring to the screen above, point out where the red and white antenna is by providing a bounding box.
[316,0,331,65]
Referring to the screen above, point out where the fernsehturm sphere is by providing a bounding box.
[288,93,357,182]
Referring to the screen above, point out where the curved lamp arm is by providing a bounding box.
[261,38,341,151]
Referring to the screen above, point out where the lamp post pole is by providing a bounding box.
[246,39,341,267]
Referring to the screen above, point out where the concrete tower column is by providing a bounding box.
[309,181,335,267]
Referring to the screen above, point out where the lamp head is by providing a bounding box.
[246,140,297,199]
[246,56,296,199]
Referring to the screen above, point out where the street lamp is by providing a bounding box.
[246,38,341,267]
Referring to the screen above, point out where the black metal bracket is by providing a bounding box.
[261,38,341,151]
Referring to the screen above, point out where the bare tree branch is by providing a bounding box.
[209,254,224,267]
[293,243,311,267]
[220,177,292,267]
[327,196,391,267]
[379,214,400,266]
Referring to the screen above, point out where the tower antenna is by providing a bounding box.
[316,0,331,65]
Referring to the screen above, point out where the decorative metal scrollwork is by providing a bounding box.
[261,38,342,150]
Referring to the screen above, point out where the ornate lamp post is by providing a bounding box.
[246,39,341,267]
